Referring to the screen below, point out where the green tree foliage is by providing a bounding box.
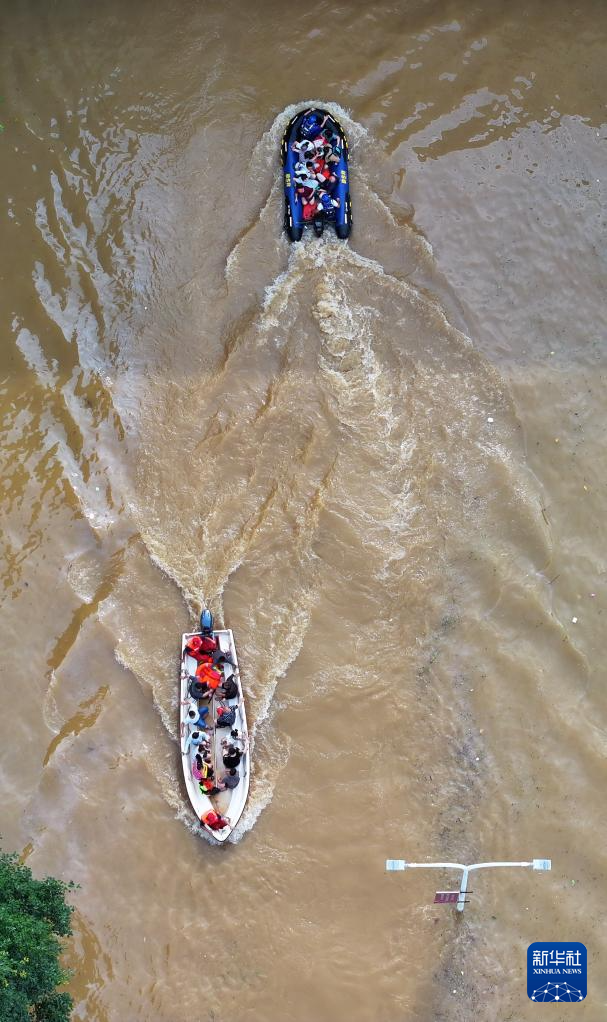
[0,851,74,1022]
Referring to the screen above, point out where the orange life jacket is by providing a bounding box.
[196,662,222,689]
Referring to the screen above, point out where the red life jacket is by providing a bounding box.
[202,811,227,831]
[186,642,214,664]
[311,156,331,180]
[186,636,203,656]
[199,636,217,652]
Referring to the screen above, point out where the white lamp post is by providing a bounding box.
[385,858,551,913]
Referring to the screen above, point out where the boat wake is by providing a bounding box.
[23,100,559,850]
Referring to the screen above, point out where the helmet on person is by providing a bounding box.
[200,609,214,635]
[301,112,322,138]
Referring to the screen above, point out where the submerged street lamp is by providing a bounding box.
[385,858,552,913]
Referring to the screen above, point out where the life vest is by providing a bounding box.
[195,662,222,689]
[185,635,203,656]
[186,644,214,664]
[199,636,217,652]
[202,811,227,830]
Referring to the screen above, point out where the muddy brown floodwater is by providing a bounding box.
[1,1,606,1019]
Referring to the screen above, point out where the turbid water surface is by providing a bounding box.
[1,2,606,1019]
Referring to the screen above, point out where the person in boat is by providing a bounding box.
[199,774,220,797]
[218,674,239,701]
[189,678,213,700]
[183,701,210,729]
[197,752,218,791]
[301,156,326,178]
[293,165,320,193]
[301,147,336,183]
[192,752,207,781]
[313,136,341,163]
[221,741,243,768]
[215,702,237,729]
[296,187,321,222]
[316,191,340,214]
[200,781,219,796]
[298,154,335,188]
[184,634,217,661]
[311,158,337,188]
[196,660,222,691]
[193,752,215,781]
[216,768,240,791]
[189,661,222,699]
[201,810,230,831]
[183,728,207,755]
[229,727,248,747]
[212,648,235,667]
[291,138,315,157]
[300,110,329,139]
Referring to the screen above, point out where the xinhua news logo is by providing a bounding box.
[527,942,587,1002]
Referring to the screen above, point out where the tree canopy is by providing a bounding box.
[0,850,74,1022]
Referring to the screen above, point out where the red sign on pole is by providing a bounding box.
[434,891,460,904]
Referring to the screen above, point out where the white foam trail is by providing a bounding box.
[113,645,179,741]
[15,326,59,387]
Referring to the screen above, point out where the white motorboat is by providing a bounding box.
[180,613,249,842]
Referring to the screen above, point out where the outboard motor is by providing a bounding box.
[200,608,214,635]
